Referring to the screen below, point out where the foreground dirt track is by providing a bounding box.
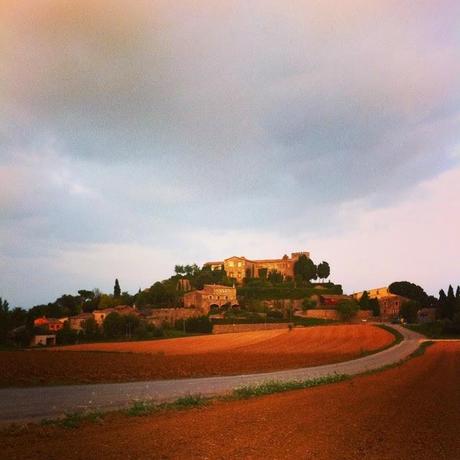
[2,342,459,460]
[1,325,393,386]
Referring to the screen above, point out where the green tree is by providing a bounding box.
[114,279,121,298]
[438,289,448,319]
[174,265,185,275]
[0,297,10,344]
[123,314,141,339]
[294,255,317,283]
[82,317,99,339]
[446,285,456,319]
[258,268,268,280]
[179,316,212,333]
[56,322,78,345]
[98,294,115,309]
[389,281,428,306]
[337,299,359,322]
[400,300,420,323]
[103,312,124,339]
[358,291,371,309]
[268,270,283,284]
[316,261,330,281]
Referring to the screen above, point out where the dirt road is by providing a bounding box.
[2,341,458,459]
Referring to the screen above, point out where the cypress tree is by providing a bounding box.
[446,285,455,320]
[438,289,447,319]
[114,278,121,298]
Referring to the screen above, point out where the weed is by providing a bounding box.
[232,374,349,399]
[126,394,210,417]
[41,411,104,429]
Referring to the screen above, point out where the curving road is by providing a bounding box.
[0,324,425,424]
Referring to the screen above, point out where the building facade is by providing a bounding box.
[352,287,391,301]
[203,251,310,284]
[183,284,237,314]
[352,287,408,319]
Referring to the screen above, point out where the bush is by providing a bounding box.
[400,300,420,323]
[176,316,213,333]
[337,299,359,321]
[81,318,100,339]
[56,323,78,345]
[103,312,125,339]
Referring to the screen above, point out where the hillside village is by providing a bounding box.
[2,251,458,347]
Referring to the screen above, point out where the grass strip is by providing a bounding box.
[126,394,210,417]
[231,374,349,399]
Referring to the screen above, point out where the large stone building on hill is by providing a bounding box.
[183,284,237,314]
[204,251,310,284]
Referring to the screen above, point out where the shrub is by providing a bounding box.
[103,312,124,338]
[56,323,78,345]
[176,316,213,333]
[400,300,420,323]
[337,299,359,321]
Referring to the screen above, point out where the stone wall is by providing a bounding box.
[212,322,290,334]
[146,307,203,328]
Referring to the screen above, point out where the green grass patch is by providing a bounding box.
[126,394,210,417]
[41,411,104,429]
[231,374,349,399]
[409,340,434,358]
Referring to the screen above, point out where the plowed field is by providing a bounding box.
[1,325,393,387]
[2,342,459,460]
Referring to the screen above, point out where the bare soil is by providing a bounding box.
[2,342,459,459]
[1,325,393,386]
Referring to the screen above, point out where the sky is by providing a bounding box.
[1,0,460,307]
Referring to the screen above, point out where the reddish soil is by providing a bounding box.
[1,325,393,386]
[2,342,459,460]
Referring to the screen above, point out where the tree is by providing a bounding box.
[445,284,457,319]
[123,314,140,339]
[438,288,448,319]
[56,322,78,345]
[358,291,371,309]
[268,270,283,284]
[337,299,359,322]
[294,255,317,283]
[258,268,268,280]
[317,261,330,281]
[178,316,212,333]
[174,265,185,275]
[114,279,121,298]
[400,300,420,323]
[98,294,115,310]
[0,297,10,344]
[82,317,99,339]
[103,312,124,339]
[389,281,428,306]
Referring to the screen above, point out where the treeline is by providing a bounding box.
[238,282,342,301]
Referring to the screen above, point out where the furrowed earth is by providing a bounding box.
[1,325,393,387]
[2,342,459,459]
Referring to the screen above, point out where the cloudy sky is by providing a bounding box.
[1,1,459,307]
